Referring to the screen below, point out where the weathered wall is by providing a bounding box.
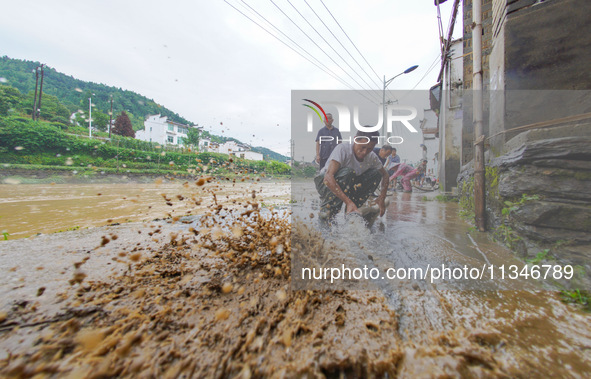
[490,0,591,150]
[459,123,591,267]
[457,0,591,275]
[504,0,591,91]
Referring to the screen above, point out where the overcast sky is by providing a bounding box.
[1,0,462,158]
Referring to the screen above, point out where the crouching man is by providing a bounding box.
[314,130,389,222]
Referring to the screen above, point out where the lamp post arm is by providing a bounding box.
[385,72,404,88]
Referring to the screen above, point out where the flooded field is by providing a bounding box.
[0,178,590,377]
[0,180,290,239]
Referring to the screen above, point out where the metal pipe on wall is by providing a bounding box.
[473,0,486,231]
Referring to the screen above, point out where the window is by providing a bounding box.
[178,127,188,134]
[177,137,185,145]
[168,124,174,132]
[167,136,174,143]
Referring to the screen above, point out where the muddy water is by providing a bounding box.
[291,182,591,376]
[0,180,290,239]
[0,180,590,377]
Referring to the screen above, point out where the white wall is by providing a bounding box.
[135,114,196,146]
[199,138,211,151]
[237,151,264,161]
[218,141,247,154]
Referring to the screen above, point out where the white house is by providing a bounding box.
[135,114,200,146]
[233,150,264,161]
[217,141,246,154]
[216,140,264,161]
[198,138,211,151]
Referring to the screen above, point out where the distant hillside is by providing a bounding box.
[0,56,190,127]
[251,146,287,162]
[0,56,288,162]
[199,133,288,162]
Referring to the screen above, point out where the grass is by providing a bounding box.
[435,194,457,202]
[560,289,591,312]
[525,249,551,265]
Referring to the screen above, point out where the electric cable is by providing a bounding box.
[269,0,379,100]
[319,0,382,84]
[286,0,380,97]
[224,0,361,95]
[304,0,382,90]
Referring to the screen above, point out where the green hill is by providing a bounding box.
[0,56,190,127]
[0,56,288,162]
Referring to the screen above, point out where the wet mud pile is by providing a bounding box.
[0,201,403,377]
[0,178,590,377]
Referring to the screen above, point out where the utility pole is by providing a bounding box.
[89,97,92,138]
[37,64,44,120]
[473,0,486,231]
[109,95,113,139]
[32,66,39,121]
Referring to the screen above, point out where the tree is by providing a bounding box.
[91,109,109,131]
[126,111,144,131]
[0,85,23,116]
[186,127,200,147]
[112,111,135,137]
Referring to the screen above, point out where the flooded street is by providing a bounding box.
[0,179,590,377]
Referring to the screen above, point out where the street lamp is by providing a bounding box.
[383,65,419,136]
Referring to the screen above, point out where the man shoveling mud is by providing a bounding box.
[314,130,389,224]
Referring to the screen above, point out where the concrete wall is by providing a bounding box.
[457,0,591,275]
[136,114,167,145]
[489,0,591,152]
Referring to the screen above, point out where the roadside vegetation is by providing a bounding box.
[0,84,290,178]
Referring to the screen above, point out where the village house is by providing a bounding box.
[135,114,201,146]
[216,140,264,161]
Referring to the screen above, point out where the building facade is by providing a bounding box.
[434,38,464,191]
[455,0,591,269]
[419,109,440,178]
[135,114,200,146]
[217,141,263,161]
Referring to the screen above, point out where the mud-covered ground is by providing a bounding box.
[0,178,590,377]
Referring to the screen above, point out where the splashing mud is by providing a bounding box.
[0,179,590,377]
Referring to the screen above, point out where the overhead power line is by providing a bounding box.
[269,0,380,101]
[237,0,334,78]
[224,0,379,104]
[286,0,379,95]
[304,0,382,90]
[224,1,353,90]
[319,0,382,84]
